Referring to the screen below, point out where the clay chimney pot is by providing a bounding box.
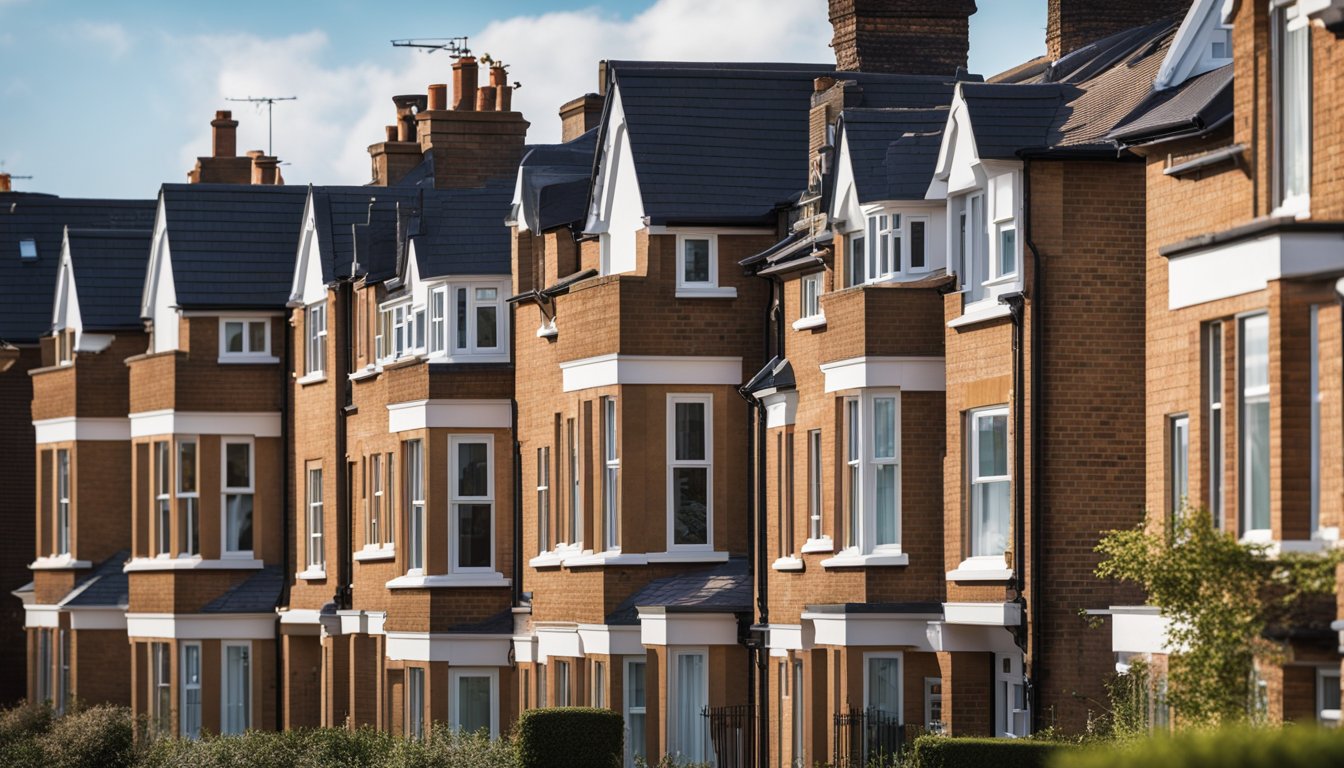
[427,83,448,111]
[476,85,497,112]
[452,56,479,111]
[385,125,398,142]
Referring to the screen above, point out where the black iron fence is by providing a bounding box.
[703,704,756,768]
[832,707,916,768]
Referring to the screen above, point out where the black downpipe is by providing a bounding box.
[336,279,354,612]
[1022,157,1045,732]
[511,398,523,607]
[274,301,294,730]
[741,395,757,728]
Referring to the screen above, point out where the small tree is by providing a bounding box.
[1095,508,1341,727]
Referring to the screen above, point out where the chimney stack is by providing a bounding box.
[0,173,10,193]
[452,56,479,111]
[490,65,512,111]
[828,0,977,75]
[1046,0,1191,60]
[189,109,273,184]
[558,94,604,142]
[248,151,281,185]
[211,110,239,158]
[476,85,497,112]
[368,94,429,187]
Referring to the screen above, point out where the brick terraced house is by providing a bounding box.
[1103,0,1344,726]
[9,0,1344,761]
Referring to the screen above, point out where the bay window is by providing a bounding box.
[451,436,493,572]
[181,642,201,739]
[222,439,254,556]
[56,448,70,556]
[668,394,713,550]
[1274,0,1311,211]
[1240,313,1270,535]
[603,397,620,550]
[305,302,326,375]
[451,669,498,737]
[155,441,170,555]
[386,282,505,363]
[839,391,901,555]
[178,440,198,556]
[307,468,324,571]
[851,212,933,284]
[405,440,424,572]
[969,407,1010,558]
[222,642,251,734]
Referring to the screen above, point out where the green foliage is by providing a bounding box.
[1094,508,1344,727]
[0,705,142,768]
[909,735,1076,768]
[516,708,623,768]
[139,725,518,768]
[0,702,54,748]
[1051,725,1344,768]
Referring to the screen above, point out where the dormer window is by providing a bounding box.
[1209,27,1231,59]
[852,211,932,285]
[379,281,507,365]
[675,234,736,298]
[19,239,37,260]
[220,319,273,362]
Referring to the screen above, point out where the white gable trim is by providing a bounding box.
[829,128,864,231]
[1156,0,1233,90]
[53,231,81,337]
[584,87,644,275]
[290,193,327,307]
[143,197,179,353]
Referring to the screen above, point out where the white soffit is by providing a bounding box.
[125,612,276,640]
[33,417,130,444]
[386,399,513,432]
[802,611,941,649]
[1167,230,1344,309]
[637,610,738,647]
[69,607,128,631]
[129,410,282,439]
[384,632,512,665]
[560,354,743,393]
[820,356,946,393]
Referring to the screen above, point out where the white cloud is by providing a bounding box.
[168,0,832,187]
[72,20,131,58]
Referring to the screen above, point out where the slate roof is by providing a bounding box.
[61,550,130,608]
[442,608,514,635]
[66,229,153,331]
[201,565,283,613]
[0,195,154,343]
[514,128,599,233]
[309,186,421,284]
[842,108,950,201]
[606,61,970,225]
[405,178,516,280]
[1108,63,1233,146]
[607,557,750,625]
[159,184,308,310]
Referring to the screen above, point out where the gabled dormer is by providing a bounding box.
[51,227,153,365]
[1155,0,1234,90]
[584,84,643,277]
[141,196,179,354]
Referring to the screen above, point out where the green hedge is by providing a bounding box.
[515,708,623,768]
[910,735,1076,768]
[1052,726,1344,768]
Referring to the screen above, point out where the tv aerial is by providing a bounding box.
[224,95,297,157]
[391,37,471,58]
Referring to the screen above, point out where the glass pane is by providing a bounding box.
[414,310,425,349]
[457,504,492,569]
[183,498,198,556]
[675,402,706,461]
[226,494,253,552]
[178,442,196,493]
[1172,418,1189,509]
[605,399,618,461]
[683,239,710,283]
[850,237,865,287]
[476,287,497,302]
[456,288,468,350]
[973,480,1010,556]
[673,467,708,546]
[875,464,897,545]
[457,676,492,735]
[910,220,926,269]
[224,322,244,353]
[409,504,424,570]
[976,414,1008,478]
[248,321,266,353]
[1000,227,1016,276]
[867,658,900,716]
[457,442,489,497]
[873,398,896,459]
[226,443,250,488]
[224,646,250,734]
[676,655,706,762]
[629,662,646,707]
[476,305,497,348]
[1282,19,1310,199]
[1323,676,1342,711]
[1242,315,1268,391]
[847,400,859,460]
[1247,399,1270,530]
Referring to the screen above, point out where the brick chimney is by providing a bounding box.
[212,110,238,157]
[368,94,428,187]
[1046,0,1191,60]
[0,172,10,193]
[829,0,977,75]
[559,94,604,142]
[188,109,267,184]
[248,151,281,185]
[452,57,479,111]
[415,61,528,189]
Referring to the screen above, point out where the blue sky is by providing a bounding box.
[0,0,1045,198]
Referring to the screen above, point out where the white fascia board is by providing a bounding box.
[561,354,743,393]
[923,621,1021,654]
[291,195,328,306]
[762,390,798,428]
[577,624,644,656]
[1156,0,1228,90]
[1168,230,1344,309]
[829,129,864,229]
[384,631,512,665]
[125,612,276,640]
[69,607,128,631]
[820,356,946,393]
[1110,606,1172,655]
[801,612,942,649]
[536,624,584,661]
[140,195,169,319]
[33,417,131,444]
[942,601,1021,627]
[24,605,61,628]
[386,399,513,433]
[766,624,805,651]
[279,608,323,626]
[54,235,81,336]
[129,410,282,439]
[513,635,539,663]
[637,610,739,647]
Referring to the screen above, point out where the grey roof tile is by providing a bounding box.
[201,565,283,613]
[61,550,130,608]
[607,557,750,625]
[66,229,153,331]
[1109,64,1233,145]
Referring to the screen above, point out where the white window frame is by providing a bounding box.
[1317,666,1341,724]
[675,234,734,297]
[306,466,324,571]
[669,648,710,763]
[806,429,825,545]
[1170,415,1189,518]
[221,437,255,558]
[566,417,582,548]
[592,659,607,709]
[624,657,648,768]
[369,453,384,548]
[907,215,931,273]
[305,302,327,376]
[537,446,551,555]
[846,233,866,288]
[996,653,1029,737]
[995,221,1018,281]
[405,439,425,574]
[56,448,71,556]
[969,406,1011,559]
[603,396,620,552]
[667,394,714,551]
[924,676,942,729]
[221,640,252,735]
[799,272,824,325]
[867,213,900,281]
[429,286,448,355]
[219,317,273,362]
[862,651,904,723]
[180,641,202,740]
[1239,312,1271,537]
[406,666,425,740]
[151,640,171,735]
[555,659,572,706]
[1272,0,1312,215]
[456,284,504,355]
[449,667,500,737]
[154,440,171,556]
[450,435,495,574]
[1206,323,1224,529]
[839,391,902,556]
[177,438,199,557]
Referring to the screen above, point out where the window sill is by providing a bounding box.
[564,550,648,567]
[820,551,909,569]
[645,550,731,564]
[385,572,511,589]
[296,567,327,581]
[1239,529,1274,546]
[771,556,804,572]
[354,545,396,562]
[675,286,738,299]
[217,355,281,365]
[528,552,566,568]
[296,372,327,386]
[123,556,264,572]
[947,302,1011,329]
[792,315,827,331]
[800,536,834,554]
[29,555,92,571]
[349,366,380,382]
[946,556,1013,582]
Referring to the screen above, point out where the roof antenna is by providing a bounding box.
[224,95,298,156]
[0,160,33,191]
[390,37,471,58]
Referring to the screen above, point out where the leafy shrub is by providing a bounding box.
[516,708,623,768]
[139,724,517,768]
[36,705,139,768]
[910,735,1076,768]
[390,725,518,768]
[0,702,54,747]
[1052,725,1344,768]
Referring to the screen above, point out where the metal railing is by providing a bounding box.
[832,707,911,768]
[703,704,755,768]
